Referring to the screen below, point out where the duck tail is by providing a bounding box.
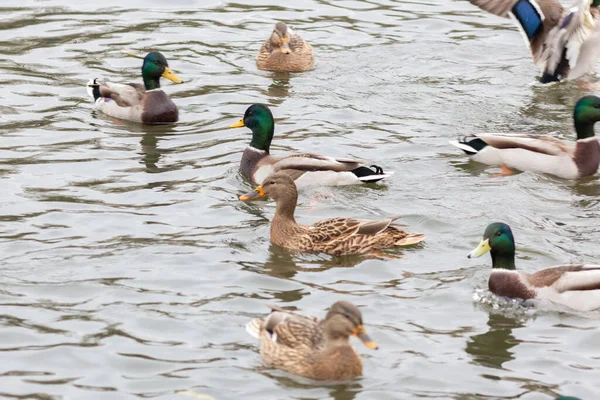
[86,78,101,101]
[245,318,263,339]
[352,164,394,183]
[449,136,487,155]
[395,233,425,246]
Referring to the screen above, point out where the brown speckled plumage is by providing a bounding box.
[242,173,425,256]
[246,301,376,381]
[256,22,314,72]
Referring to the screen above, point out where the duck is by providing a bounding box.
[228,104,392,189]
[468,222,600,311]
[86,52,183,124]
[239,172,424,256]
[246,300,377,381]
[449,95,600,179]
[468,0,600,83]
[256,22,314,72]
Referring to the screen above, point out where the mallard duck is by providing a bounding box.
[468,222,600,311]
[86,52,183,124]
[256,22,314,72]
[246,300,377,381]
[469,0,600,82]
[239,172,424,256]
[449,95,600,179]
[228,104,392,189]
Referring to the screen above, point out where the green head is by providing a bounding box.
[573,95,600,139]
[228,104,275,152]
[141,52,183,90]
[468,222,516,270]
[592,0,600,8]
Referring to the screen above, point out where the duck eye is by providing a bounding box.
[594,103,600,109]
[269,180,276,185]
[496,231,502,237]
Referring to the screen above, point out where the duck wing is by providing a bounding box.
[309,217,399,241]
[542,0,598,75]
[273,153,364,172]
[528,264,600,292]
[451,133,573,156]
[98,82,145,107]
[469,0,564,64]
[263,305,323,349]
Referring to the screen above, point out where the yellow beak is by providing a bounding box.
[239,185,266,201]
[280,38,291,54]
[353,325,378,350]
[468,238,491,259]
[229,119,245,128]
[161,67,183,84]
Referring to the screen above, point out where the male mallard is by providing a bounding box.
[256,22,314,72]
[469,222,600,311]
[469,0,600,82]
[449,95,600,179]
[246,301,377,381]
[239,172,424,256]
[86,52,183,124]
[229,104,391,188]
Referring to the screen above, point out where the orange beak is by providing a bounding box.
[280,37,291,54]
[239,185,266,201]
[353,325,378,350]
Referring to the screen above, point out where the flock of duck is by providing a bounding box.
[83,0,600,383]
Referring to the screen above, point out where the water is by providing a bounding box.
[1,0,600,399]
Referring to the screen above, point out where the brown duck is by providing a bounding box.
[239,172,425,256]
[86,52,183,124]
[468,222,600,311]
[246,301,378,381]
[256,22,314,72]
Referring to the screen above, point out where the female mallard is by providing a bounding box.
[468,0,600,82]
[86,52,183,124]
[229,104,391,188]
[469,222,600,311]
[239,172,424,256]
[246,301,377,381]
[449,95,600,179]
[256,22,314,72]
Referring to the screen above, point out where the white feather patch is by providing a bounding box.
[449,139,479,154]
[294,171,361,188]
[245,318,262,339]
[552,268,600,292]
[537,286,600,311]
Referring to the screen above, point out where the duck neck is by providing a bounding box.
[249,122,274,153]
[322,320,351,348]
[574,120,596,140]
[490,248,516,270]
[273,190,298,223]
[143,76,161,91]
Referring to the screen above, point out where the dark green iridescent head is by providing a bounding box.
[229,104,275,152]
[592,0,600,8]
[573,95,600,139]
[468,222,516,270]
[140,51,183,90]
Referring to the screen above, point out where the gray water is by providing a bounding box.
[1,0,600,399]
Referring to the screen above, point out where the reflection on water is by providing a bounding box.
[266,76,292,106]
[2,0,600,399]
[466,313,524,370]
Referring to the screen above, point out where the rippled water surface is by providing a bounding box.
[1,0,600,399]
